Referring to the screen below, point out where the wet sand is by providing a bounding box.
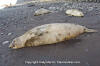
[0,2,100,66]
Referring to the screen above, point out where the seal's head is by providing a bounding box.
[9,37,24,49]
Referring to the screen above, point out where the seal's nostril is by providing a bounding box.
[9,43,15,48]
[9,44,12,48]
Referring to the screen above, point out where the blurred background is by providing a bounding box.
[0,0,100,9]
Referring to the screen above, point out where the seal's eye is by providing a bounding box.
[12,45,15,48]
[12,40,17,48]
[13,41,15,43]
[84,28,86,31]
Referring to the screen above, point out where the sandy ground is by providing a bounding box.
[0,2,100,66]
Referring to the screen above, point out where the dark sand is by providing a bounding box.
[0,2,100,66]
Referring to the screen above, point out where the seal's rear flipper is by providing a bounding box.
[85,28,97,32]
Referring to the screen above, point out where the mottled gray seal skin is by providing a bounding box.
[9,23,97,49]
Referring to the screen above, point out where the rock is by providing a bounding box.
[85,48,88,52]
[88,7,93,11]
[1,33,4,35]
[86,62,90,66]
[49,7,56,10]
[39,0,55,2]
[2,41,9,45]
[8,33,12,36]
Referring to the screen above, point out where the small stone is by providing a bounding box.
[86,62,90,66]
[85,49,88,52]
[1,24,4,26]
[49,7,56,10]
[8,33,12,36]
[77,42,81,45]
[1,33,4,35]
[88,7,93,11]
[2,41,9,45]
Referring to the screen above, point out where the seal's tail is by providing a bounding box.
[85,28,97,32]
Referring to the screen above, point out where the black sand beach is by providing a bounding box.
[0,1,100,66]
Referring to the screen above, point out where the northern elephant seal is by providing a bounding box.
[34,8,51,16]
[66,9,84,17]
[9,23,97,49]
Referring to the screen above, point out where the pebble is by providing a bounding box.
[88,7,94,11]
[8,33,12,36]
[86,62,90,66]
[85,48,88,52]
[49,7,56,10]
[1,33,4,35]
[2,41,9,45]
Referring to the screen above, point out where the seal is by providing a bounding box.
[66,9,84,17]
[34,8,52,16]
[9,23,97,49]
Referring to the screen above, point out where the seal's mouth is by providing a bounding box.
[9,43,13,48]
[9,43,17,49]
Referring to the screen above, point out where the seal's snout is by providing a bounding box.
[9,38,24,49]
[9,44,12,48]
[9,38,18,49]
[9,42,18,49]
[9,44,13,48]
[9,41,15,48]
